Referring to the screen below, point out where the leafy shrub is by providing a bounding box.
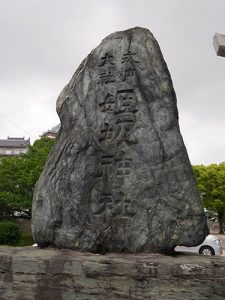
[0,221,21,245]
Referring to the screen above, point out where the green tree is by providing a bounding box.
[0,137,54,220]
[193,163,225,234]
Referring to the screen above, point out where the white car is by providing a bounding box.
[175,234,222,256]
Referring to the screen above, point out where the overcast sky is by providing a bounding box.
[0,0,224,165]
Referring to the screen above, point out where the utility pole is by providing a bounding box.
[213,33,225,57]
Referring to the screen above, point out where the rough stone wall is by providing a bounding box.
[0,247,225,300]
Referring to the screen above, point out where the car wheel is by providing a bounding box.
[199,246,215,255]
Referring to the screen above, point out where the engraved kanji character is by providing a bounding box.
[123,68,135,81]
[101,193,113,210]
[115,89,137,113]
[94,193,113,216]
[123,198,136,217]
[98,66,115,85]
[99,53,115,67]
[112,192,123,215]
[99,123,114,143]
[100,154,114,179]
[113,192,136,218]
[115,158,132,176]
[120,51,139,82]
[121,51,139,64]
[98,93,115,113]
[110,114,135,145]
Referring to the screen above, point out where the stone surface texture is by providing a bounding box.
[32,27,208,253]
[0,247,225,300]
[213,33,225,57]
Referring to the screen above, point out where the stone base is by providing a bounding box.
[0,247,225,300]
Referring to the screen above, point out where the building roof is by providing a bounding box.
[41,124,61,138]
[50,124,61,133]
[0,137,30,148]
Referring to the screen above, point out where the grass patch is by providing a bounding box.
[16,233,34,246]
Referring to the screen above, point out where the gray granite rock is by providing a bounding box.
[32,27,208,253]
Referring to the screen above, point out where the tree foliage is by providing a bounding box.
[0,138,54,220]
[193,163,225,233]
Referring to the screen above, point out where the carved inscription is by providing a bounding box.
[115,158,132,176]
[98,53,116,85]
[101,155,114,179]
[120,51,140,82]
[121,51,139,64]
[92,49,140,220]
[116,89,137,112]
[99,53,115,66]
[98,155,133,181]
[94,191,136,220]
[99,123,114,143]
[99,89,138,145]
[98,93,115,113]
[92,154,135,219]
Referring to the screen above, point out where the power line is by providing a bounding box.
[0,112,38,139]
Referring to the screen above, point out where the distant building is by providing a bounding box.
[0,137,30,156]
[41,124,60,139]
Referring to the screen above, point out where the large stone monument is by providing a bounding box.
[32,27,208,253]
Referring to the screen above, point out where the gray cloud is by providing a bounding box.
[0,0,225,164]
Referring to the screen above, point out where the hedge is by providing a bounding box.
[0,221,21,245]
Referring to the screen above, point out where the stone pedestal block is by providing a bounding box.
[0,247,225,300]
